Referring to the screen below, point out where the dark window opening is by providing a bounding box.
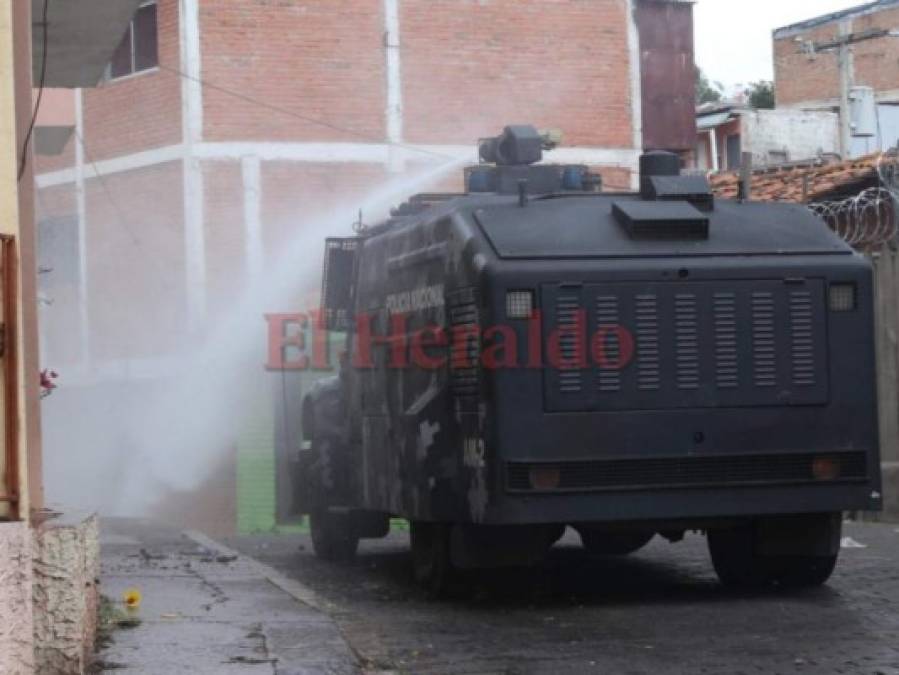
[726,134,742,171]
[109,2,158,80]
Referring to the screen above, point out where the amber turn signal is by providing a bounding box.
[812,457,841,481]
[529,467,561,490]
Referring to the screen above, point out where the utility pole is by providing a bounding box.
[838,21,853,159]
[802,24,899,159]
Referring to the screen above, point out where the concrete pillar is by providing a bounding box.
[241,155,263,281]
[180,0,207,330]
[873,250,899,520]
[383,0,405,173]
[0,0,42,518]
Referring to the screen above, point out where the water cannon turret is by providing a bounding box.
[478,125,544,166]
[468,124,600,195]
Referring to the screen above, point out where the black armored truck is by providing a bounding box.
[298,125,882,593]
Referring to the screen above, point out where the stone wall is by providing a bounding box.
[32,513,100,675]
[0,522,35,675]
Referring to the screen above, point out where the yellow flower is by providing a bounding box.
[122,588,142,610]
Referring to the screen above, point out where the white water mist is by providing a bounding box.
[43,156,469,516]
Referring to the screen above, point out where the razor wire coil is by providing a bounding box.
[808,187,899,249]
[806,151,899,249]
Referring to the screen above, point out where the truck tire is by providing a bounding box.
[768,554,839,588]
[310,510,359,562]
[578,529,654,556]
[708,515,840,589]
[410,522,455,597]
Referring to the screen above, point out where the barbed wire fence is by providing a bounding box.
[807,151,899,250]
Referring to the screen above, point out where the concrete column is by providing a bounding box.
[384,0,405,172]
[180,0,206,330]
[626,0,644,188]
[241,155,263,280]
[74,89,89,367]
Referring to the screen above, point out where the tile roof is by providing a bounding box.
[709,154,883,204]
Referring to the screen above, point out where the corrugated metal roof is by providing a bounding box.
[697,111,733,130]
[774,0,899,39]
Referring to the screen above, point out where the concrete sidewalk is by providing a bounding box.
[96,519,359,674]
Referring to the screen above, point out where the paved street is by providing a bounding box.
[226,521,899,675]
[98,520,356,674]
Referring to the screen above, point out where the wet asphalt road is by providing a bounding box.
[226,522,899,675]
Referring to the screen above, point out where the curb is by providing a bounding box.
[182,529,337,615]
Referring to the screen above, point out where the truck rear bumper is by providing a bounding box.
[482,482,881,526]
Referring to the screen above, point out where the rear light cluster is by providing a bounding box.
[828,283,857,312]
[505,290,534,319]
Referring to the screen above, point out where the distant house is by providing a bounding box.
[774,0,899,156]
[694,104,839,172]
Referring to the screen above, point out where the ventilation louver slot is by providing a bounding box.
[635,294,661,392]
[557,294,584,394]
[790,291,816,387]
[596,295,622,393]
[675,293,700,390]
[448,288,480,410]
[751,292,777,388]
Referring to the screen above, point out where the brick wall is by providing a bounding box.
[81,0,182,161]
[775,5,899,107]
[200,0,386,143]
[84,161,188,361]
[399,0,633,147]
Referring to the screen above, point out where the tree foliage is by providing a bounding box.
[696,67,723,105]
[745,80,776,109]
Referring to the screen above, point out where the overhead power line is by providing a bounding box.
[157,63,458,163]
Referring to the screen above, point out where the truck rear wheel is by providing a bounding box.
[708,514,840,589]
[310,510,359,562]
[578,529,654,556]
[410,522,455,597]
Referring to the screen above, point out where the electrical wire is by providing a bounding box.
[158,63,642,192]
[19,0,49,182]
[157,63,458,163]
[72,127,181,296]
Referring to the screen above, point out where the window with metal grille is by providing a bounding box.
[108,2,159,80]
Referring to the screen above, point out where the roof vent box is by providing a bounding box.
[612,201,710,240]
[645,175,715,212]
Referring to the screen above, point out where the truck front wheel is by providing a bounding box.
[410,522,455,597]
[310,510,359,562]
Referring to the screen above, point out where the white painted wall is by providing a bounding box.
[741,109,839,167]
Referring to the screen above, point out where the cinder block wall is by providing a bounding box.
[741,110,839,166]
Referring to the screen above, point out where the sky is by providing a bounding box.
[694,0,871,91]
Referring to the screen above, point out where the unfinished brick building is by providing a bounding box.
[774,0,899,155]
[34,0,696,529]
